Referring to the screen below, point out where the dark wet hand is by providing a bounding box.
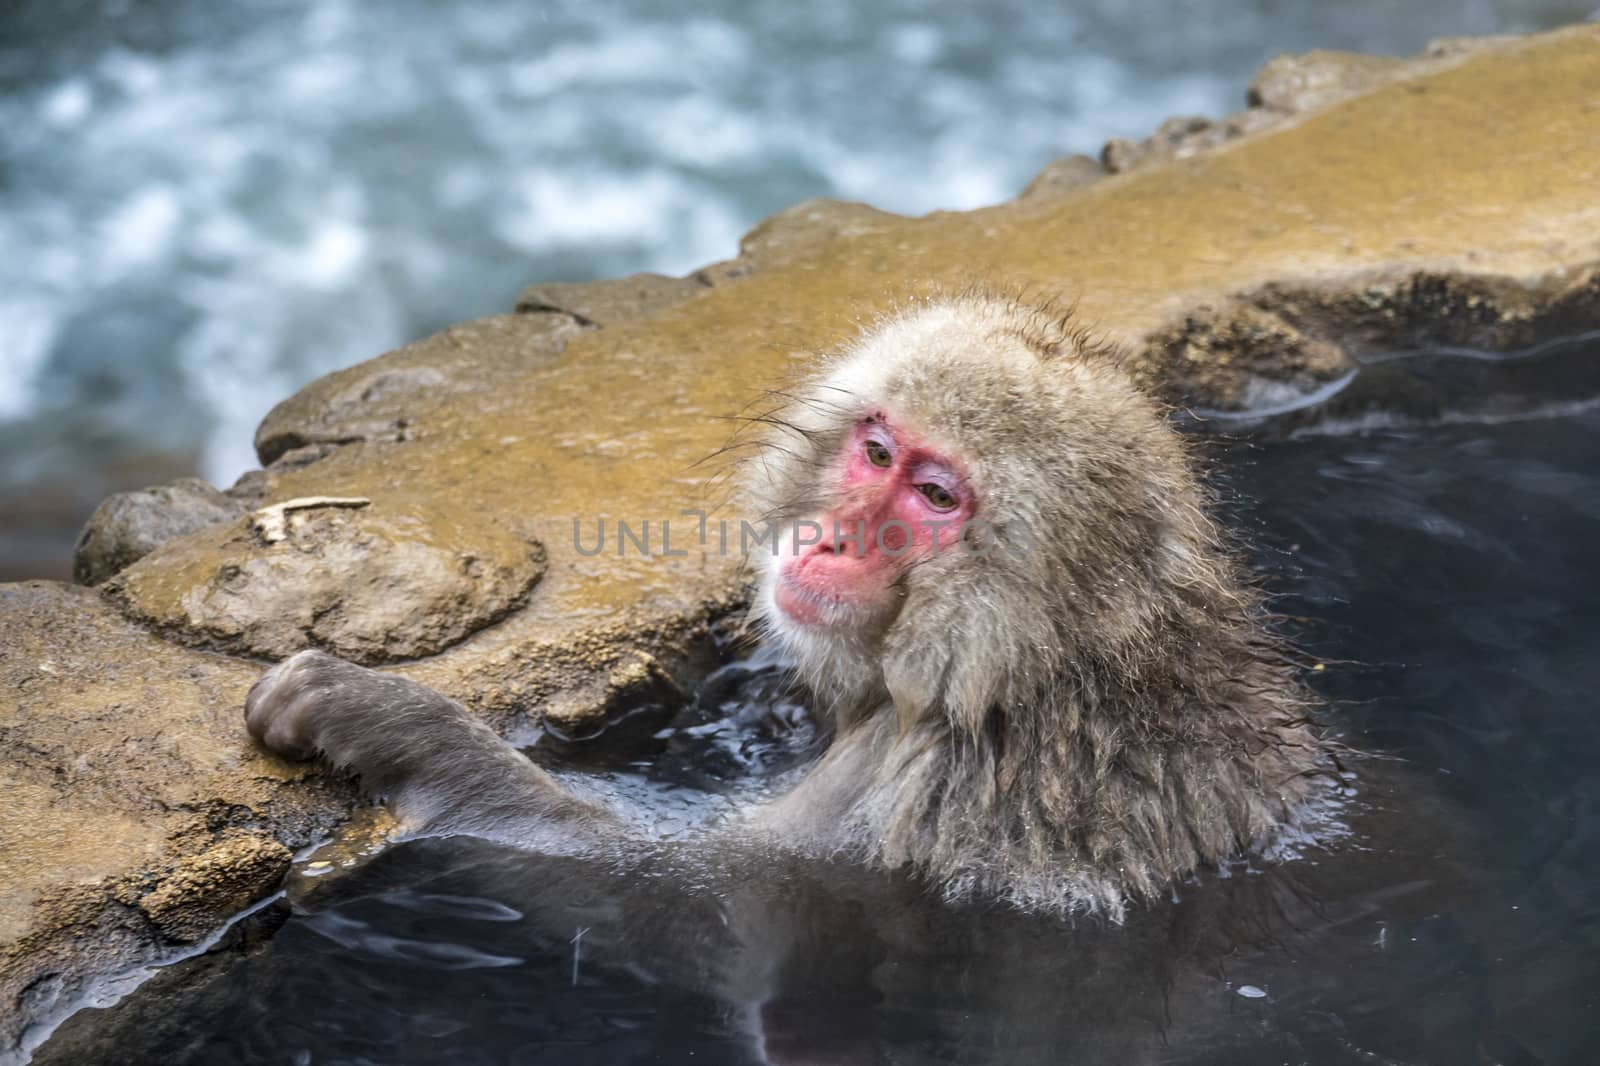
[245,649,352,762]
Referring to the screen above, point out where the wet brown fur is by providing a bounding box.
[745,291,1329,918]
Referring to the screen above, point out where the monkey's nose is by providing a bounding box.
[811,516,873,558]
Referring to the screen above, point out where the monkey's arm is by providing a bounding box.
[245,650,618,846]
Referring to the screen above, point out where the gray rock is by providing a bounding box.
[1100,114,1279,175]
[73,478,250,586]
[1018,154,1105,201]
[696,199,904,283]
[1247,51,1409,114]
[515,272,709,326]
[1423,34,1520,59]
[1149,304,1352,412]
[255,312,583,466]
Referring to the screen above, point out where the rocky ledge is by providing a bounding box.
[3,24,1598,1058]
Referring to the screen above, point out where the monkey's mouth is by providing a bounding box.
[771,574,838,627]
[773,569,884,630]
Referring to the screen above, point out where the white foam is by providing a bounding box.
[100,186,182,274]
[647,96,766,168]
[0,297,59,419]
[886,23,945,65]
[295,220,370,290]
[41,79,92,126]
[279,52,361,104]
[100,48,162,96]
[500,167,744,272]
[507,24,740,97]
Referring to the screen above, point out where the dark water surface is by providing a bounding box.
[37,396,1600,1064]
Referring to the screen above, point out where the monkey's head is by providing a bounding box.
[748,294,1240,733]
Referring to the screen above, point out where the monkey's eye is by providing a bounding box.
[918,483,958,511]
[864,440,893,468]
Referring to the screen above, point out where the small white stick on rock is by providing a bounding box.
[251,496,372,543]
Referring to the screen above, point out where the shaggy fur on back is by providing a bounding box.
[745,293,1328,918]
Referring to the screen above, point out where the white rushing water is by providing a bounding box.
[0,0,1589,565]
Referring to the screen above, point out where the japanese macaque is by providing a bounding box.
[247,292,1328,921]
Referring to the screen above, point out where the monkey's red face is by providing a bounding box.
[772,412,974,630]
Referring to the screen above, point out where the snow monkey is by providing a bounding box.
[247,292,1329,921]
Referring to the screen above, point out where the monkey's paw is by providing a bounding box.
[244,648,353,762]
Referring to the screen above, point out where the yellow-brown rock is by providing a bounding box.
[0,583,349,1054]
[254,312,584,465]
[105,493,547,665]
[136,835,292,944]
[2,25,1598,1056]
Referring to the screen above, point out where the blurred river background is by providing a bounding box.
[0,0,1591,579]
